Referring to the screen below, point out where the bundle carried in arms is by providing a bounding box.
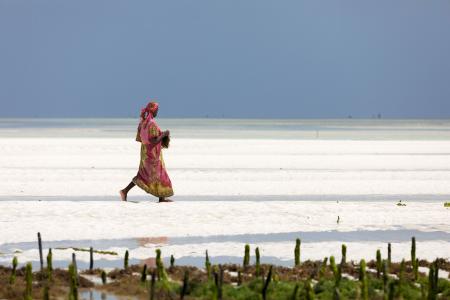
[162,135,170,148]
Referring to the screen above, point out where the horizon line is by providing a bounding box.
[1,116,450,121]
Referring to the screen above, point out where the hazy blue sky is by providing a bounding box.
[1,0,450,118]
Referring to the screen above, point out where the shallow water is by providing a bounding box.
[2,228,449,252]
[79,289,132,300]
[1,118,450,139]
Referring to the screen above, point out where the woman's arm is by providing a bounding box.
[149,130,169,145]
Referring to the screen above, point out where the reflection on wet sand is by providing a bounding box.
[137,236,169,247]
[136,237,168,268]
[139,257,156,268]
[80,288,130,300]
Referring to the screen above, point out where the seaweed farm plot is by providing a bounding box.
[1,239,449,299]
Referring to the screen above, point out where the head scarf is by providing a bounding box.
[140,101,159,121]
[138,101,159,144]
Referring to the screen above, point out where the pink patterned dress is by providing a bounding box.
[132,118,174,197]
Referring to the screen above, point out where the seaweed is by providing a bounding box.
[9,256,18,284]
[205,250,211,278]
[54,247,118,256]
[124,250,129,270]
[24,263,32,300]
[1,238,450,300]
[46,248,53,281]
[156,249,168,281]
[359,259,368,300]
[68,263,78,300]
[376,249,382,278]
[255,247,261,277]
[341,244,347,265]
[243,244,250,268]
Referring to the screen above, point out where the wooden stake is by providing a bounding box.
[387,243,391,267]
[89,247,94,271]
[72,253,78,286]
[150,270,156,300]
[38,232,44,272]
[180,270,189,300]
[101,270,107,285]
[141,264,147,283]
[294,238,301,266]
[262,265,272,300]
[170,254,175,268]
[205,250,211,278]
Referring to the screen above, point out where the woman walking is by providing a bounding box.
[120,101,174,202]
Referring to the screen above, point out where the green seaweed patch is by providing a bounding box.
[54,247,118,256]
[1,260,450,299]
[444,202,450,207]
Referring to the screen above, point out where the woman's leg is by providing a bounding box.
[119,181,135,201]
[158,197,173,203]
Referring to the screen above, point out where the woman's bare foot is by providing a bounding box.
[158,198,173,203]
[119,190,127,201]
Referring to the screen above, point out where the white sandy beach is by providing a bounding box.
[0,120,449,268]
[1,138,450,197]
